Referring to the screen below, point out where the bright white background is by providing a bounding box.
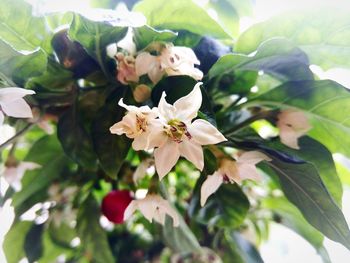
[1,0,350,262]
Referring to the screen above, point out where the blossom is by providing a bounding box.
[109,99,160,151]
[133,158,154,184]
[0,87,35,125]
[277,109,311,149]
[200,151,271,206]
[135,44,203,84]
[151,82,227,179]
[124,194,179,227]
[3,162,41,191]
[115,52,139,84]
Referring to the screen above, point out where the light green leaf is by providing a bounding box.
[0,0,51,52]
[236,8,350,69]
[0,40,47,86]
[77,195,115,263]
[133,25,177,50]
[133,0,232,39]
[3,221,32,263]
[252,80,350,158]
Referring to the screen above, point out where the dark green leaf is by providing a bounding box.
[3,221,32,263]
[209,38,313,82]
[24,223,44,263]
[267,159,350,249]
[48,222,76,249]
[68,13,127,78]
[58,106,97,169]
[236,8,350,69]
[133,25,177,50]
[252,80,350,158]
[91,87,131,178]
[133,0,231,39]
[77,195,114,263]
[189,176,250,229]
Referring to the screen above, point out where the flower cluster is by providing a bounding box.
[110,82,226,226]
[114,42,203,90]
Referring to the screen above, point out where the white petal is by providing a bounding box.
[200,172,223,207]
[148,64,164,84]
[237,163,262,183]
[179,139,204,171]
[159,200,180,227]
[219,159,239,182]
[147,122,168,149]
[1,98,33,118]
[173,82,202,122]
[135,52,157,76]
[0,87,35,104]
[118,98,142,113]
[132,132,150,150]
[154,140,180,179]
[0,111,4,126]
[158,92,176,122]
[138,197,158,223]
[236,151,271,165]
[279,125,300,149]
[123,200,138,221]
[189,119,227,145]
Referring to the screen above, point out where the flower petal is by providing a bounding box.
[123,200,138,221]
[279,125,300,149]
[200,172,223,207]
[154,139,180,179]
[159,200,180,227]
[138,197,158,223]
[173,82,202,122]
[1,98,33,118]
[237,163,262,183]
[0,87,35,104]
[0,111,4,126]
[135,52,157,76]
[236,151,271,165]
[179,139,204,171]
[158,92,176,122]
[189,119,227,145]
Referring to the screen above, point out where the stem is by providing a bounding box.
[0,123,34,151]
[224,110,271,137]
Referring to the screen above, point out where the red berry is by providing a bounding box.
[101,190,133,224]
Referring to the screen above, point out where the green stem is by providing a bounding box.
[0,123,34,151]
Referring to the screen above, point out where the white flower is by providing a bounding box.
[3,162,41,191]
[151,82,227,179]
[135,44,203,84]
[115,52,139,85]
[133,158,154,184]
[124,194,179,227]
[0,87,35,126]
[200,151,271,206]
[277,110,311,149]
[109,99,160,151]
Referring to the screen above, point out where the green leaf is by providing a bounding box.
[0,40,47,86]
[262,196,324,249]
[225,0,254,17]
[133,25,177,50]
[209,38,313,82]
[58,106,97,169]
[133,0,232,39]
[236,8,350,69]
[24,223,45,262]
[261,137,343,206]
[12,136,70,213]
[48,222,76,249]
[91,87,131,178]
[252,80,350,158]
[3,221,32,263]
[77,195,114,263]
[68,13,127,78]
[189,176,250,229]
[0,0,51,52]
[266,159,350,249]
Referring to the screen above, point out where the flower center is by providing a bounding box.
[166,119,192,143]
[136,114,148,133]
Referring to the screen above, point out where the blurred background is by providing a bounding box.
[1,0,350,262]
